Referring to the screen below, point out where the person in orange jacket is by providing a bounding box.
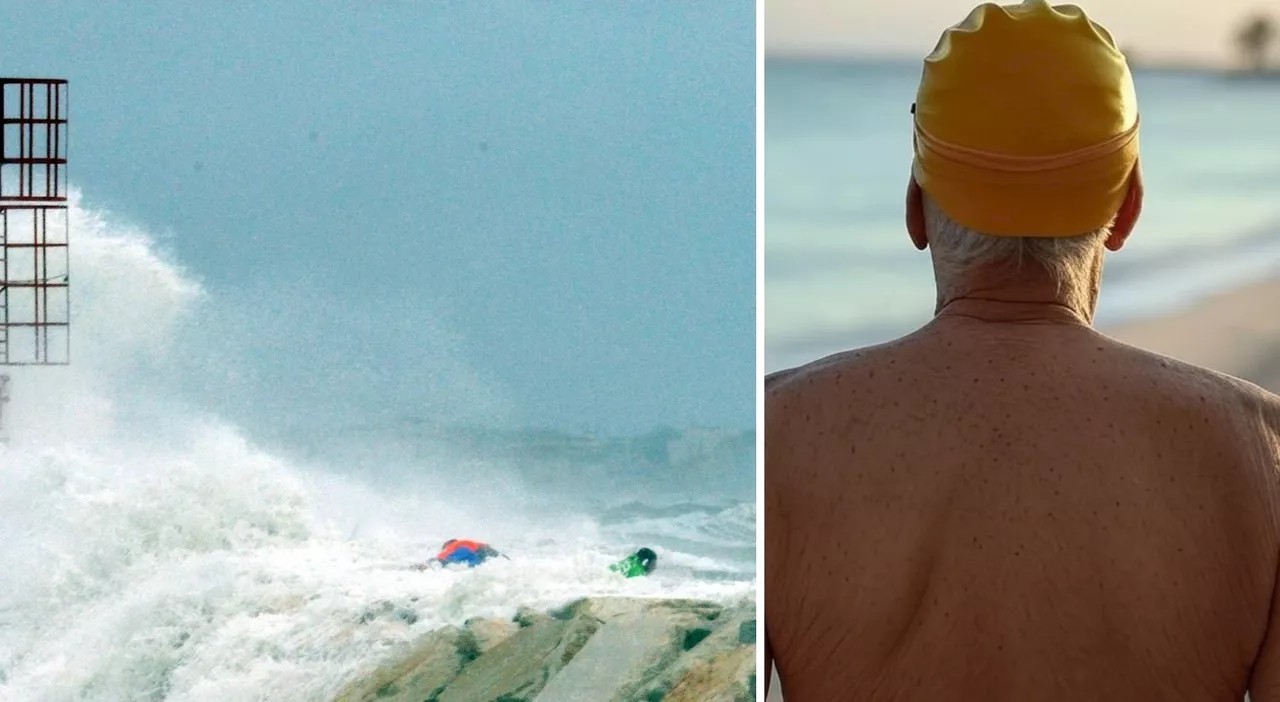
[414,538,503,570]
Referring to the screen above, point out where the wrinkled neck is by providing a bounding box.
[933,258,1102,327]
[934,297,1090,327]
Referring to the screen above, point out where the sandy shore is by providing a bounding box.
[1103,277,1280,394]
[764,276,1280,701]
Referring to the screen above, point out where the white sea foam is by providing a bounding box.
[0,192,754,701]
[0,427,751,702]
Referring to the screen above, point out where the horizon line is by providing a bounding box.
[763,48,1230,71]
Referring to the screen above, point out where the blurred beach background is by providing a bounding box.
[767,0,1280,384]
[766,0,1280,698]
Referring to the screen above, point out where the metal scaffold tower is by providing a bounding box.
[0,78,70,441]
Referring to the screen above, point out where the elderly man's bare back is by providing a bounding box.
[765,310,1280,701]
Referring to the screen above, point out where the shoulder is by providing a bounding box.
[765,343,899,470]
[1240,377,1280,464]
[766,341,902,412]
[1107,332,1280,410]
[1102,332,1280,460]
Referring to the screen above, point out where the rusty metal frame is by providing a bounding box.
[0,78,70,366]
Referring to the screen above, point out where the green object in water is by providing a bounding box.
[610,547,657,578]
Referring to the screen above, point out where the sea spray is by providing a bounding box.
[0,430,751,701]
[0,192,754,701]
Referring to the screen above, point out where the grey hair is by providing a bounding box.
[922,196,1110,286]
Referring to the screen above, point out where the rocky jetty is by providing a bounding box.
[332,597,756,702]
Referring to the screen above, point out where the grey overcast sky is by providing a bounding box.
[4,2,756,434]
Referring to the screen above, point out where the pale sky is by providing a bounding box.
[766,0,1280,65]
[7,2,756,435]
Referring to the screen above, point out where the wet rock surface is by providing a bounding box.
[332,596,756,702]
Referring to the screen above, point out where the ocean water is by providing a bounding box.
[766,59,1280,372]
[0,194,755,701]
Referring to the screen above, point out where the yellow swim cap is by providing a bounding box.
[912,0,1139,237]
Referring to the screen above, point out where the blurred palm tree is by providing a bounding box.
[1236,13,1276,72]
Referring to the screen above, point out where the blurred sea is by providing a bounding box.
[766,58,1280,371]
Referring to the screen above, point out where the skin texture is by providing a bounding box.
[765,173,1280,701]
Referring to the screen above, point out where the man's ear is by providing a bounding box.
[906,176,928,251]
[1106,162,1143,252]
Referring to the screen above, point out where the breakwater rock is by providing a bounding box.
[332,597,756,702]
